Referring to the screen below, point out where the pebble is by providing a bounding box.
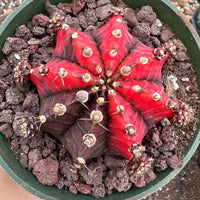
[0,123,14,138]
[123,7,138,27]
[2,37,27,55]
[28,149,42,169]
[95,4,113,21]
[6,87,25,104]
[33,157,59,185]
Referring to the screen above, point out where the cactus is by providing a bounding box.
[14,7,192,164]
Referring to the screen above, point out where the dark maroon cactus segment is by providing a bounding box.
[63,93,108,164]
[13,7,192,164]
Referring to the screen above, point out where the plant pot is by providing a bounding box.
[0,0,200,199]
[192,6,200,36]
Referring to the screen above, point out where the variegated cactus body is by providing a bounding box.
[14,8,192,163]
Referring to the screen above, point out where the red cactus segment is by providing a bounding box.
[30,59,102,96]
[107,90,148,160]
[114,80,174,128]
[54,28,104,76]
[53,29,67,59]
[93,15,137,77]
[62,96,108,164]
[112,43,168,82]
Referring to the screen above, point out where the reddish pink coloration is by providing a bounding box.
[14,8,192,164]
[30,60,102,96]
[114,80,174,128]
[108,90,148,160]
[93,15,136,77]
[112,44,168,82]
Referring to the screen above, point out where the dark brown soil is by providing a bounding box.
[0,0,199,199]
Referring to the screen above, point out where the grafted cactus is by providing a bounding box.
[14,7,192,165]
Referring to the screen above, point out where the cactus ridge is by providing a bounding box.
[14,8,192,164]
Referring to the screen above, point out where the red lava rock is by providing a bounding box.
[18,137,29,145]
[19,153,29,168]
[150,22,161,36]
[85,25,97,31]
[46,0,66,17]
[12,104,24,113]
[15,25,32,41]
[0,123,14,138]
[38,47,54,63]
[0,109,14,124]
[32,26,46,37]
[79,164,104,186]
[150,36,161,47]
[28,149,42,169]
[146,129,163,148]
[32,14,50,27]
[104,155,128,169]
[161,126,173,142]
[144,169,157,184]
[69,184,78,194]
[78,12,88,29]
[0,94,3,103]
[154,155,168,171]
[33,157,59,185]
[146,146,160,158]
[74,181,92,194]
[23,91,39,109]
[10,137,20,152]
[86,0,97,9]
[60,160,79,183]
[28,38,40,46]
[130,174,146,187]
[96,0,110,7]
[29,137,39,149]
[105,168,131,192]
[85,9,98,25]
[12,112,33,137]
[21,144,30,154]
[39,35,53,47]
[71,0,87,16]
[160,29,175,42]
[28,45,38,54]
[158,142,175,152]
[0,79,9,91]
[31,53,43,67]
[167,155,184,169]
[136,5,157,24]
[2,37,28,55]
[57,3,72,14]
[123,7,138,27]
[45,134,57,150]
[56,177,65,189]
[175,51,188,61]
[42,147,52,157]
[5,88,25,105]
[132,23,151,44]
[116,0,128,9]
[95,4,113,21]
[64,15,81,31]
[92,183,106,198]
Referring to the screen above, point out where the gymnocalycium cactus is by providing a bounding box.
[14,7,192,165]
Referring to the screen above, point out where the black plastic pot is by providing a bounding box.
[0,0,200,200]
